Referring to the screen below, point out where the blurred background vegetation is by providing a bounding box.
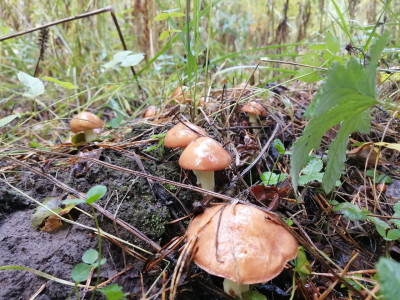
[0,0,398,125]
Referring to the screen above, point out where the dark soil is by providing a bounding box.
[0,140,203,299]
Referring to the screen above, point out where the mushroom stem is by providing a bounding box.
[193,170,215,191]
[223,278,249,299]
[84,129,97,142]
[248,114,261,135]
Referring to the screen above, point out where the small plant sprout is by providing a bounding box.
[70,111,104,142]
[164,122,208,149]
[241,101,267,129]
[178,137,232,191]
[187,204,298,299]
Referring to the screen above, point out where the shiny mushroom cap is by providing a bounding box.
[187,203,298,284]
[241,101,267,117]
[164,122,208,148]
[178,137,232,171]
[70,112,104,133]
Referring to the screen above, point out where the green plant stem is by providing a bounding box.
[89,205,102,300]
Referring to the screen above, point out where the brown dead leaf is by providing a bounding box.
[40,214,63,232]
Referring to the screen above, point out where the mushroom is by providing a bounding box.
[172,86,191,103]
[187,203,298,298]
[70,111,104,142]
[143,105,160,118]
[179,137,232,191]
[241,101,267,129]
[164,122,208,149]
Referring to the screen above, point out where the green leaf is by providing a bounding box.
[86,185,107,205]
[43,77,78,89]
[376,258,400,300]
[82,249,99,264]
[325,32,340,54]
[261,172,287,185]
[159,29,182,41]
[154,11,185,21]
[273,139,285,155]
[104,51,144,69]
[291,32,390,193]
[91,257,107,268]
[298,158,324,186]
[391,202,400,229]
[0,115,18,127]
[121,53,145,67]
[333,202,368,221]
[243,290,267,300]
[61,199,86,206]
[98,284,126,300]
[71,263,91,282]
[294,246,311,284]
[17,71,45,98]
[365,170,392,184]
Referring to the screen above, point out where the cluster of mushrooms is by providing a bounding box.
[164,119,298,298]
[69,93,298,299]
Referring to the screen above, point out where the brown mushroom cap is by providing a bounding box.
[70,112,104,133]
[172,86,192,103]
[187,203,298,284]
[164,122,208,148]
[143,105,160,118]
[241,101,267,117]
[178,137,232,171]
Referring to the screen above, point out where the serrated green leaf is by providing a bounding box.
[71,263,91,282]
[325,32,340,54]
[261,172,287,185]
[82,249,98,264]
[98,284,126,300]
[18,71,45,98]
[291,33,390,193]
[0,115,18,127]
[376,257,400,300]
[334,202,368,221]
[43,77,77,89]
[301,159,323,174]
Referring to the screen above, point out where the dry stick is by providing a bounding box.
[231,123,279,185]
[319,252,359,300]
[0,6,144,95]
[7,157,161,252]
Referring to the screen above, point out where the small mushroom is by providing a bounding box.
[143,105,160,118]
[172,86,191,103]
[164,122,208,149]
[187,203,298,298]
[179,137,232,191]
[241,101,267,129]
[347,143,381,166]
[70,111,104,142]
